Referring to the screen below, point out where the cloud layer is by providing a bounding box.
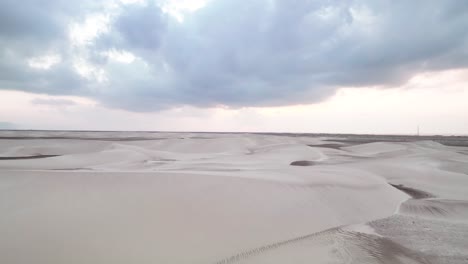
[1,0,468,111]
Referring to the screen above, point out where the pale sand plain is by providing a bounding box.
[0,131,467,264]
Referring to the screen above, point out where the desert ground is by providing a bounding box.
[0,131,467,264]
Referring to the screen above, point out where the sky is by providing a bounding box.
[0,0,467,134]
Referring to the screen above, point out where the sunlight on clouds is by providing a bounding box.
[404,68,468,91]
[27,54,61,70]
[68,13,113,82]
[73,58,108,82]
[161,0,210,22]
[102,49,136,63]
[167,0,210,12]
[69,14,111,46]
[119,0,146,4]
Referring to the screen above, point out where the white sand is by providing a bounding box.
[0,132,467,263]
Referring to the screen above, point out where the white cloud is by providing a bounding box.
[69,14,111,46]
[161,0,210,22]
[28,54,62,70]
[73,58,108,82]
[102,49,136,63]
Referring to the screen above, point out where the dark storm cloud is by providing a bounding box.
[115,2,167,52]
[0,56,87,94]
[94,2,167,57]
[0,0,97,95]
[1,0,468,111]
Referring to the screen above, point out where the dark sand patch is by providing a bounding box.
[0,136,166,141]
[400,199,449,217]
[290,160,316,166]
[0,155,60,160]
[335,154,371,160]
[51,168,93,171]
[146,158,177,162]
[399,199,468,220]
[307,143,346,150]
[389,184,435,199]
[333,229,432,264]
[324,138,408,145]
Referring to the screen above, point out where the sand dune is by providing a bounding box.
[0,131,467,263]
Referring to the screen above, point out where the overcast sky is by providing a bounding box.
[1,0,467,134]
